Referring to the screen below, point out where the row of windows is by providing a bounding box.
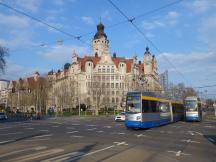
[98,68,115,73]
[142,100,170,113]
[93,97,120,103]
[94,40,108,44]
[87,82,125,89]
[90,90,123,96]
[141,100,184,113]
[87,75,125,80]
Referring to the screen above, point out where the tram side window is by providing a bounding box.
[142,100,158,113]
[172,103,183,113]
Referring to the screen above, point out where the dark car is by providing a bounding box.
[0,112,8,120]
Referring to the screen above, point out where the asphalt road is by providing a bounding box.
[0,116,215,162]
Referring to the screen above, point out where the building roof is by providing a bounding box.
[94,22,107,40]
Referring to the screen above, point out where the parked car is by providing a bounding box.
[115,112,126,121]
[0,112,8,120]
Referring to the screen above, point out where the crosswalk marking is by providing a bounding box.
[10,148,64,162]
[0,146,47,158]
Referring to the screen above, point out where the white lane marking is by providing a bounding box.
[0,132,23,136]
[87,124,97,127]
[168,150,191,156]
[42,143,122,162]
[11,148,64,162]
[117,132,125,135]
[33,134,53,138]
[204,125,213,128]
[71,135,83,138]
[188,131,203,136]
[0,140,14,144]
[160,131,165,133]
[113,141,128,146]
[188,131,194,136]
[135,134,147,138]
[208,138,215,143]
[181,139,200,143]
[49,122,62,125]
[41,152,83,162]
[87,128,97,131]
[66,127,75,129]
[96,130,104,133]
[67,131,78,134]
[24,138,50,142]
[193,131,203,135]
[0,146,47,158]
[104,126,112,128]
[39,130,49,132]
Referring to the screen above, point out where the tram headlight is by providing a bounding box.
[136,116,141,121]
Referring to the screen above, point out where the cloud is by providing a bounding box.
[42,45,89,62]
[199,16,216,50]
[81,16,94,25]
[142,11,180,30]
[157,51,216,85]
[184,0,216,14]
[14,0,41,13]
[0,13,30,29]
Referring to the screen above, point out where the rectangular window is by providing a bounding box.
[98,69,101,72]
[116,83,119,88]
[111,83,114,88]
[116,76,119,80]
[142,100,158,113]
[102,68,106,73]
[111,76,114,80]
[107,69,110,73]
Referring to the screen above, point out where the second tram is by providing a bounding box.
[184,96,202,121]
[125,91,184,129]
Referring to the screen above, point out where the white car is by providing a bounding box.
[115,112,126,121]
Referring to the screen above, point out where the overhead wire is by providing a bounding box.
[107,0,190,86]
[0,1,91,47]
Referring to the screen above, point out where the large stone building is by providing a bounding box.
[47,22,161,113]
[0,79,10,110]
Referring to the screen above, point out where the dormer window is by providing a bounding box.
[88,63,91,66]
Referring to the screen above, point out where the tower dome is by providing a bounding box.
[94,22,107,39]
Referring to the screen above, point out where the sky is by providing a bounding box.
[0,0,215,99]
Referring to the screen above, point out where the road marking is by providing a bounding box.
[24,138,50,142]
[33,134,53,138]
[72,123,80,126]
[0,132,23,136]
[0,146,47,158]
[87,128,97,131]
[43,141,129,162]
[11,148,64,162]
[41,152,83,162]
[204,125,214,128]
[49,122,62,125]
[168,150,191,156]
[104,126,112,128]
[52,125,59,128]
[188,131,203,136]
[0,140,14,144]
[96,130,104,133]
[181,139,200,143]
[135,134,147,138]
[71,135,83,138]
[67,131,78,134]
[160,131,165,133]
[114,141,128,146]
[87,124,97,127]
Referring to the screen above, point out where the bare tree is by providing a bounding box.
[0,45,9,73]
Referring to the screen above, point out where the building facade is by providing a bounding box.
[160,70,169,92]
[47,22,161,113]
[0,79,10,110]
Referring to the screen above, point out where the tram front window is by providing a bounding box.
[126,96,141,113]
[185,100,197,111]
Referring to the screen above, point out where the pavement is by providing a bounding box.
[0,116,215,162]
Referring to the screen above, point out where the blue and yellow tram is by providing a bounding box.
[184,96,202,121]
[125,92,184,129]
